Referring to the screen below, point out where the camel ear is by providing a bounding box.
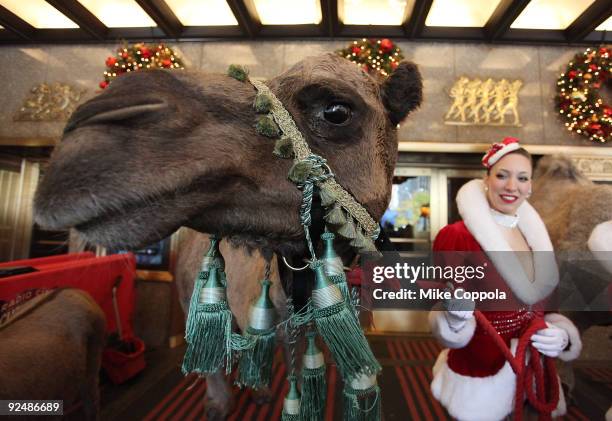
[381,61,423,125]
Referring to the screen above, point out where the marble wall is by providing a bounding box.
[0,40,605,147]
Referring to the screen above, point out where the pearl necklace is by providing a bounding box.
[490,208,519,228]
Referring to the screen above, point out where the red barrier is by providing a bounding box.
[0,252,95,268]
[0,253,136,337]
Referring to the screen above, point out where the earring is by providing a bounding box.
[484,186,489,192]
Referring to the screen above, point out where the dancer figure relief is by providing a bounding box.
[445,77,522,126]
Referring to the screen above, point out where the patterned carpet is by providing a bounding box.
[129,336,596,421]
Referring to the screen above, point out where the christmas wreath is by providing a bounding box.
[336,38,403,78]
[555,46,611,143]
[99,42,185,89]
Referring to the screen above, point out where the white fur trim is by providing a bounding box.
[431,346,516,421]
[429,310,476,349]
[457,180,559,305]
[431,340,567,420]
[487,142,520,167]
[588,221,612,275]
[544,313,582,361]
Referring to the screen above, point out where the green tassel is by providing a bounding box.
[237,327,276,389]
[253,93,273,113]
[310,261,381,379]
[324,204,346,226]
[337,217,358,240]
[359,239,381,258]
[319,186,337,207]
[228,64,248,82]
[182,266,232,375]
[350,229,368,249]
[281,377,301,421]
[321,232,349,301]
[330,275,350,302]
[185,236,223,338]
[288,160,314,183]
[343,374,381,421]
[273,136,294,158]
[256,115,281,138]
[300,332,327,421]
[237,280,277,389]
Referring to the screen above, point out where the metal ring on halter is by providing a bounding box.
[321,162,333,177]
[281,255,310,271]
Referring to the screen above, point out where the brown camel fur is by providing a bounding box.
[531,155,612,254]
[0,289,105,421]
[531,155,612,331]
[33,53,423,419]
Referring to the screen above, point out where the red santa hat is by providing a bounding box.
[482,137,521,169]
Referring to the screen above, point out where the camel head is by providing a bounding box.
[34,53,422,254]
[533,154,591,187]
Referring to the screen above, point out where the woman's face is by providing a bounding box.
[484,153,532,215]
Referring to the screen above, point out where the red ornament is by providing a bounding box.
[568,70,577,79]
[105,57,117,67]
[604,107,612,117]
[589,64,598,72]
[391,61,399,70]
[599,47,609,56]
[99,80,109,89]
[588,123,602,133]
[162,59,172,68]
[140,47,151,59]
[351,46,361,55]
[380,38,394,54]
[121,51,129,59]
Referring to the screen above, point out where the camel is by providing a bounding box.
[531,154,612,330]
[0,289,105,421]
[33,53,423,419]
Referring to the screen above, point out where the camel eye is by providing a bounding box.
[323,103,351,125]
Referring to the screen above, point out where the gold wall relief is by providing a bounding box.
[14,83,86,122]
[444,77,523,127]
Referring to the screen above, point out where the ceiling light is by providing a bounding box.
[0,0,78,28]
[426,0,502,27]
[595,15,612,31]
[253,0,321,25]
[76,0,156,28]
[511,0,595,30]
[165,0,238,26]
[341,0,410,26]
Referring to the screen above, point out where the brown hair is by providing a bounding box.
[487,147,532,175]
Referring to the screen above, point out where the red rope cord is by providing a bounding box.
[473,311,559,421]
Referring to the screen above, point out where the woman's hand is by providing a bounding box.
[444,309,474,332]
[530,322,569,357]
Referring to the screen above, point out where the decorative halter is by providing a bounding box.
[182,66,383,421]
[482,136,521,169]
[248,77,381,257]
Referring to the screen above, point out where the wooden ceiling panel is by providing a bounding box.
[0,0,610,45]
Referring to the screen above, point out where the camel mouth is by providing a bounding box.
[36,172,304,250]
[39,187,186,249]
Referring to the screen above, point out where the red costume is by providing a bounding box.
[429,179,582,421]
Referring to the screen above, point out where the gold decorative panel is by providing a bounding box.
[14,83,85,122]
[444,77,523,127]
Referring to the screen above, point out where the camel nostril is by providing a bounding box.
[64,100,168,134]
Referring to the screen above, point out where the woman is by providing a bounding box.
[429,137,582,420]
